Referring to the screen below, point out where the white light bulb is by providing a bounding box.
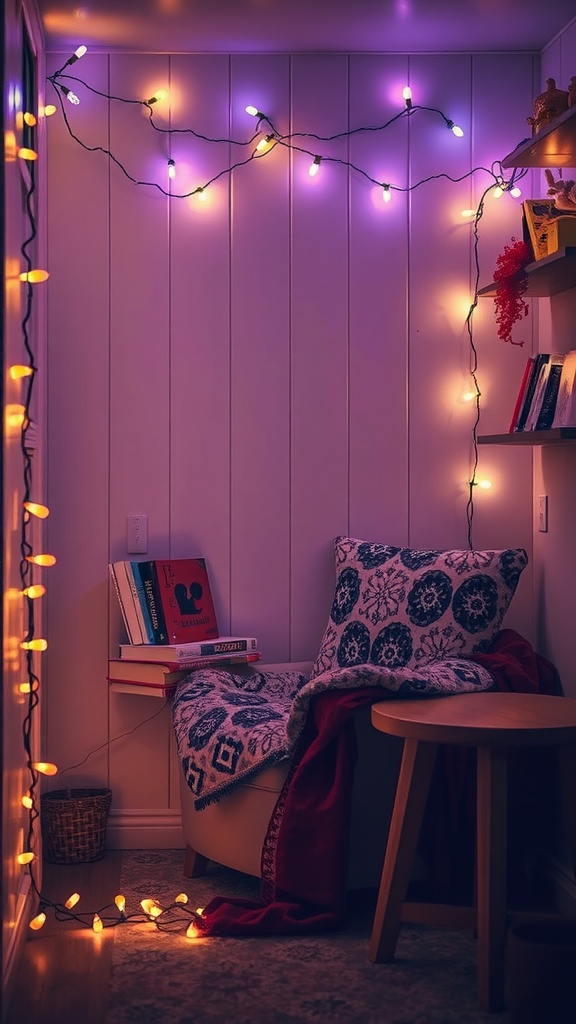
[510,186,522,198]
[309,155,321,177]
[382,185,391,203]
[451,124,464,137]
[402,86,413,109]
[245,105,259,117]
[493,187,503,199]
[168,159,176,179]
[65,44,87,67]
[61,87,80,105]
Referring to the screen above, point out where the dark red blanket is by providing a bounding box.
[198,630,562,936]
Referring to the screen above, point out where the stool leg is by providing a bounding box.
[476,744,507,1013]
[369,737,438,963]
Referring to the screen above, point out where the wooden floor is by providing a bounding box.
[4,852,124,1024]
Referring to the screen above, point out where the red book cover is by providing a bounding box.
[508,356,535,432]
[152,558,219,643]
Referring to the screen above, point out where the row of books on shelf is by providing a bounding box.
[109,555,222,646]
[508,350,576,433]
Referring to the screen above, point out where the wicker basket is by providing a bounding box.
[41,788,112,864]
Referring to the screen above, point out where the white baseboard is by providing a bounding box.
[105,808,185,850]
[536,850,576,916]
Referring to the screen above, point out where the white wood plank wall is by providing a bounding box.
[45,51,538,845]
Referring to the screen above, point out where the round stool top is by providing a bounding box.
[371,691,576,747]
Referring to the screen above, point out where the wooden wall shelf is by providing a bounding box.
[502,105,576,168]
[478,247,576,299]
[478,429,576,446]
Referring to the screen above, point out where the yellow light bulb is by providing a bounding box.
[9,365,34,379]
[26,554,57,566]
[32,761,58,776]
[5,404,26,429]
[20,269,50,283]
[41,104,57,117]
[23,502,49,519]
[195,906,204,916]
[92,914,103,933]
[29,913,46,931]
[22,585,46,599]
[115,894,126,912]
[478,479,492,490]
[147,89,168,104]
[140,898,162,918]
[23,111,37,126]
[18,147,38,161]
[65,893,80,909]
[174,893,188,904]
[21,794,33,809]
[17,852,34,865]
[21,639,48,651]
[256,134,274,153]
[186,921,200,938]
[19,680,40,693]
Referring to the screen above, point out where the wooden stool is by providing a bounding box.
[368,691,576,1012]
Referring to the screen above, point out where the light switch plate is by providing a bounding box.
[538,495,548,533]
[126,514,148,553]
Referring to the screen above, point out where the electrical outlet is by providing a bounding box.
[538,495,548,533]
[127,514,148,553]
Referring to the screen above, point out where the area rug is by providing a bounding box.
[105,849,510,1024]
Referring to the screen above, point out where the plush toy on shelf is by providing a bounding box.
[545,170,576,212]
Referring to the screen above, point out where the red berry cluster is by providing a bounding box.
[492,238,532,345]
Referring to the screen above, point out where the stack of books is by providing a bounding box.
[508,350,576,433]
[108,556,261,696]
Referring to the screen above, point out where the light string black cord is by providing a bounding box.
[47,68,516,205]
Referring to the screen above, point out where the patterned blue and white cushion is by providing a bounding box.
[311,537,528,677]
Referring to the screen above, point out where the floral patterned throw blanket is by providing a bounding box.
[172,657,494,812]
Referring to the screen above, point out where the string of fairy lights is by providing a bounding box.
[13,44,529,936]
